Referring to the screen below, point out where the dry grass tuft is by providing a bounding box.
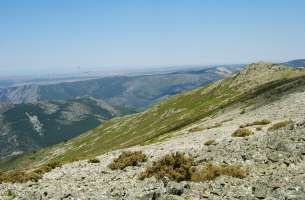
[191,163,247,182]
[188,127,204,133]
[139,152,247,183]
[0,170,40,183]
[204,139,217,146]
[206,123,222,129]
[0,161,62,183]
[139,152,194,182]
[109,151,147,170]
[33,161,62,175]
[88,158,100,163]
[232,128,254,137]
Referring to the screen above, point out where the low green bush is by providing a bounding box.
[206,123,222,129]
[88,158,100,163]
[240,119,271,128]
[232,128,254,137]
[188,127,204,132]
[268,120,290,131]
[240,109,246,114]
[204,139,217,146]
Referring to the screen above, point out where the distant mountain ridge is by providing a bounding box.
[282,59,305,68]
[0,66,242,110]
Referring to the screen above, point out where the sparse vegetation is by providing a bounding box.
[240,119,271,128]
[109,151,147,170]
[253,119,272,125]
[139,152,247,182]
[256,127,262,131]
[33,161,62,175]
[206,123,222,129]
[232,128,254,137]
[268,120,290,131]
[240,109,246,114]
[188,127,204,133]
[220,118,233,123]
[0,161,62,183]
[139,152,194,182]
[88,158,100,163]
[0,170,40,183]
[204,139,217,146]
[191,163,247,182]
[3,189,16,199]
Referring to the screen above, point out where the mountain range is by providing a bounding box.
[0,65,242,160]
[1,62,304,168]
[0,62,305,200]
[0,66,242,110]
[0,97,132,159]
[1,61,305,199]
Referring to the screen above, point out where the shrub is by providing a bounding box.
[240,119,271,128]
[204,139,217,146]
[88,158,100,163]
[188,127,204,132]
[206,123,222,130]
[139,152,194,182]
[268,120,290,131]
[252,119,271,125]
[139,153,247,183]
[109,151,147,170]
[3,189,16,199]
[191,163,247,182]
[232,128,254,137]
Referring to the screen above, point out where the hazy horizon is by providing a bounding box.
[1,0,305,76]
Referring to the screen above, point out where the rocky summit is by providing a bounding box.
[0,63,305,200]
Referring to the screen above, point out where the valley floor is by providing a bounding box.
[1,84,305,199]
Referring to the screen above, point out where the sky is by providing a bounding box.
[0,0,305,76]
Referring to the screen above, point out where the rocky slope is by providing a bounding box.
[1,62,305,199]
[0,97,131,160]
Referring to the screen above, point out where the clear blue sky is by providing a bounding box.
[0,0,305,76]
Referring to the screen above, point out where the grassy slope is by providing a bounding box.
[1,63,304,170]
